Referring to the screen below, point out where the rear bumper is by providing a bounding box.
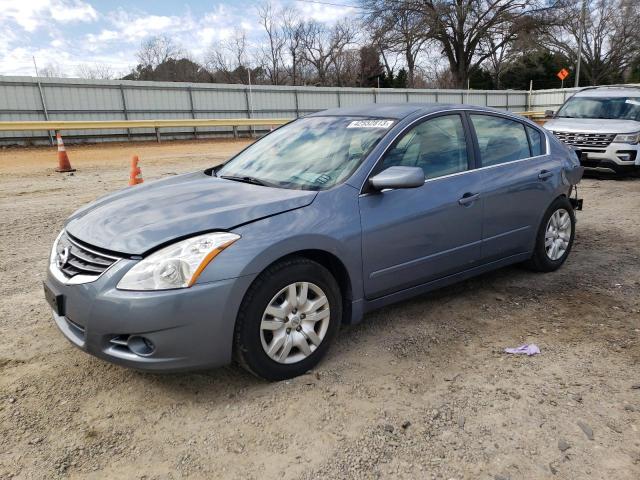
[45,259,255,372]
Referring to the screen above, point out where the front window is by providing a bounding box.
[381,114,469,179]
[217,116,394,190]
[556,96,640,121]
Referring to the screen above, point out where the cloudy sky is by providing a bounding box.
[0,0,358,77]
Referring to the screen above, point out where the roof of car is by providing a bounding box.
[574,85,640,98]
[308,102,505,120]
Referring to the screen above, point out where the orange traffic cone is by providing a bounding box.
[55,131,75,173]
[129,155,143,186]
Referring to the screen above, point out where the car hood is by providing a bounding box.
[65,172,317,255]
[544,118,640,134]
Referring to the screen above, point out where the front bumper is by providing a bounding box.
[577,142,640,173]
[45,259,255,372]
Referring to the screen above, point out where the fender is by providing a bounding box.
[195,185,365,306]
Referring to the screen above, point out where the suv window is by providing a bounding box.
[381,114,469,179]
[470,114,531,166]
[556,95,640,120]
[526,125,544,156]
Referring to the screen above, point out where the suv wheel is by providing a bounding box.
[234,257,341,381]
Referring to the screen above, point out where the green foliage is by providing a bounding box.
[393,69,408,88]
[629,57,640,83]
[500,50,576,90]
[123,58,213,83]
[469,67,494,90]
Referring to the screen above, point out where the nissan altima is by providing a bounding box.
[44,104,584,380]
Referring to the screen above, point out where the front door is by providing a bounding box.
[359,113,483,299]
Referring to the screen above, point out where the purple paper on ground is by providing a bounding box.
[504,344,541,356]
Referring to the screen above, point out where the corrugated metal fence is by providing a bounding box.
[0,76,583,145]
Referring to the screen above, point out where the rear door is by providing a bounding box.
[359,113,483,299]
[468,113,558,261]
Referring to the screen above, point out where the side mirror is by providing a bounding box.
[544,109,555,119]
[369,166,424,191]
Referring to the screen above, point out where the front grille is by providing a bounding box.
[55,232,120,279]
[553,131,616,148]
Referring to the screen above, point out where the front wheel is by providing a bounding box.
[524,196,576,272]
[233,257,342,381]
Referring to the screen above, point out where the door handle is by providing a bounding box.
[458,192,480,206]
[538,170,554,180]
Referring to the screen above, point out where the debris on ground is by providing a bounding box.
[504,344,541,355]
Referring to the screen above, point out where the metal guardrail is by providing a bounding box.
[0,118,291,131]
[516,111,548,125]
[0,118,292,142]
[517,111,546,118]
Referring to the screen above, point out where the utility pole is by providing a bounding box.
[32,56,40,76]
[247,68,254,137]
[575,0,587,87]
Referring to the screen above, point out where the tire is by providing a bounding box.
[233,257,342,381]
[524,196,576,272]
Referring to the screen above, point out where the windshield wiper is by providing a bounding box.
[219,174,278,188]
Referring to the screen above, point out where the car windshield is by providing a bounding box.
[556,96,640,120]
[216,116,394,190]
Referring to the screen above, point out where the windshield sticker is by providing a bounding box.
[625,99,640,106]
[346,120,394,129]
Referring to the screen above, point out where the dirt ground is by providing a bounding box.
[0,140,638,480]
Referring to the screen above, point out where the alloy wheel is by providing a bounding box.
[260,282,331,364]
[545,208,572,261]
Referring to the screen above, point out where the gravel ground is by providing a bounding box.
[0,140,639,480]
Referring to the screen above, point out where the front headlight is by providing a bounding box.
[49,230,64,268]
[117,232,240,291]
[613,132,640,144]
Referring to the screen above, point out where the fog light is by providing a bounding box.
[616,150,637,162]
[127,336,155,356]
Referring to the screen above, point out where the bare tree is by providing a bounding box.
[301,21,357,86]
[257,2,286,85]
[545,0,640,85]
[333,48,361,86]
[205,29,252,84]
[38,62,66,78]
[75,63,117,79]
[136,35,182,68]
[363,2,428,87]
[376,40,399,81]
[282,9,306,85]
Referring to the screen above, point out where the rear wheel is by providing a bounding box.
[234,257,341,381]
[524,196,575,272]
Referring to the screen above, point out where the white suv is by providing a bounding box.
[544,86,640,174]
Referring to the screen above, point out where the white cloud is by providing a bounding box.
[105,8,197,42]
[50,0,97,23]
[86,29,120,44]
[1,0,98,32]
[298,3,356,23]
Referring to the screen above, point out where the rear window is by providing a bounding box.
[527,126,544,156]
[470,115,531,166]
